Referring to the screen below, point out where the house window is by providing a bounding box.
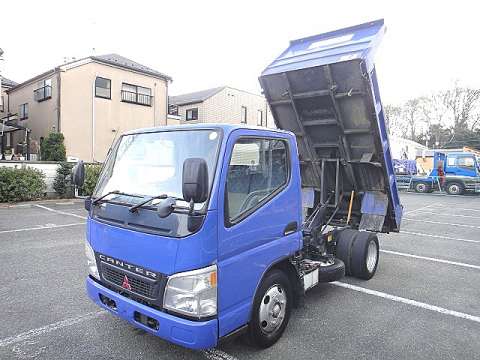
[241,106,247,124]
[34,78,52,102]
[95,77,111,99]
[257,110,263,126]
[121,83,152,106]
[0,95,4,112]
[186,108,198,121]
[19,103,28,120]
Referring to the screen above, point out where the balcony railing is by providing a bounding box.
[121,90,152,106]
[34,85,52,102]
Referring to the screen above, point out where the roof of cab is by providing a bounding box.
[124,123,293,136]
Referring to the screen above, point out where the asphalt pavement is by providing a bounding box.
[0,193,479,359]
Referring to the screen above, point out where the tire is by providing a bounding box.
[445,182,464,195]
[414,182,430,193]
[318,258,345,282]
[336,229,379,280]
[350,232,379,280]
[247,269,292,348]
[335,229,357,276]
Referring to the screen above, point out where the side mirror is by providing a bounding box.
[84,197,92,212]
[72,160,85,187]
[182,158,208,203]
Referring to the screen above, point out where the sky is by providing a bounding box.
[1,0,479,105]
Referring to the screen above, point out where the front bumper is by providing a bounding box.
[87,277,218,349]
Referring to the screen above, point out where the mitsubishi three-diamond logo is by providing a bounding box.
[122,275,132,290]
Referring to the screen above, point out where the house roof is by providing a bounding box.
[8,53,171,92]
[1,76,18,88]
[91,54,172,82]
[169,86,226,106]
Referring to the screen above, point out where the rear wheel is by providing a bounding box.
[247,269,292,348]
[414,182,430,193]
[350,232,379,280]
[336,229,379,280]
[446,182,464,195]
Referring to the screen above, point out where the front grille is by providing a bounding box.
[102,266,155,298]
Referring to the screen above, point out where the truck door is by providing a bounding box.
[216,129,302,338]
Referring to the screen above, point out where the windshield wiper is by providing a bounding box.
[92,190,141,206]
[129,194,170,213]
[92,190,121,205]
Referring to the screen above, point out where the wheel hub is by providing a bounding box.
[366,240,378,273]
[259,285,287,334]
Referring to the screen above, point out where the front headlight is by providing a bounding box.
[85,240,100,280]
[163,264,217,319]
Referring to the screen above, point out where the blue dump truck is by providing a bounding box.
[73,19,402,349]
[411,151,480,195]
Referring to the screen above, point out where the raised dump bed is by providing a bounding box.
[259,19,402,233]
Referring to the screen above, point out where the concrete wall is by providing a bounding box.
[60,61,168,162]
[176,87,272,127]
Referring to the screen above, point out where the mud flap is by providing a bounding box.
[359,191,388,232]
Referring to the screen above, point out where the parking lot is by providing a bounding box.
[0,193,479,360]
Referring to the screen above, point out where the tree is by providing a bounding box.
[441,81,480,132]
[402,98,423,141]
[384,104,404,137]
[53,162,74,198]
[41,133,66,161]
[385,81,480,150]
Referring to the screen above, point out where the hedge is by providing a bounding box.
[0,167,46,202]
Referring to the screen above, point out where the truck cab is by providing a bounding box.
[83,125,305,349]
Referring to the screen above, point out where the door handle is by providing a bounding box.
[283,221,298,236]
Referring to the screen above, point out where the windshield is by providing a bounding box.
[94,129,221,207]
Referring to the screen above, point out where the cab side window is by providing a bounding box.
[226,138,288,223]
[457,156,475,169]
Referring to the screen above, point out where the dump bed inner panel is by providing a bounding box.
[259,19,402,232]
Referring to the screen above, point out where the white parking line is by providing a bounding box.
[403,203,437,215]
[403,217,480,229]
[34,204,87,220]
[412,211,480,220]
[453,207,480,212]
[380,249,480,270]
[332,282,480,324]
[0,222,85,235]
[397,230,480,244]
[0,311,106,348]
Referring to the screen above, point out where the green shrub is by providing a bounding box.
[54,162,74,198]
[41,133,66,161]
[82,164,102,196]
[0,167,46,202]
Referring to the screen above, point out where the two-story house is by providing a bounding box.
[4,54,171,162]
[169,86,271,127]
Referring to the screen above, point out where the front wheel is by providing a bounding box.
[247,269,292,348]
[446,182,464,195]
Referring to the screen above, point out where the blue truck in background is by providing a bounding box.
[73,19,402,349]
[410,151,480,195]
